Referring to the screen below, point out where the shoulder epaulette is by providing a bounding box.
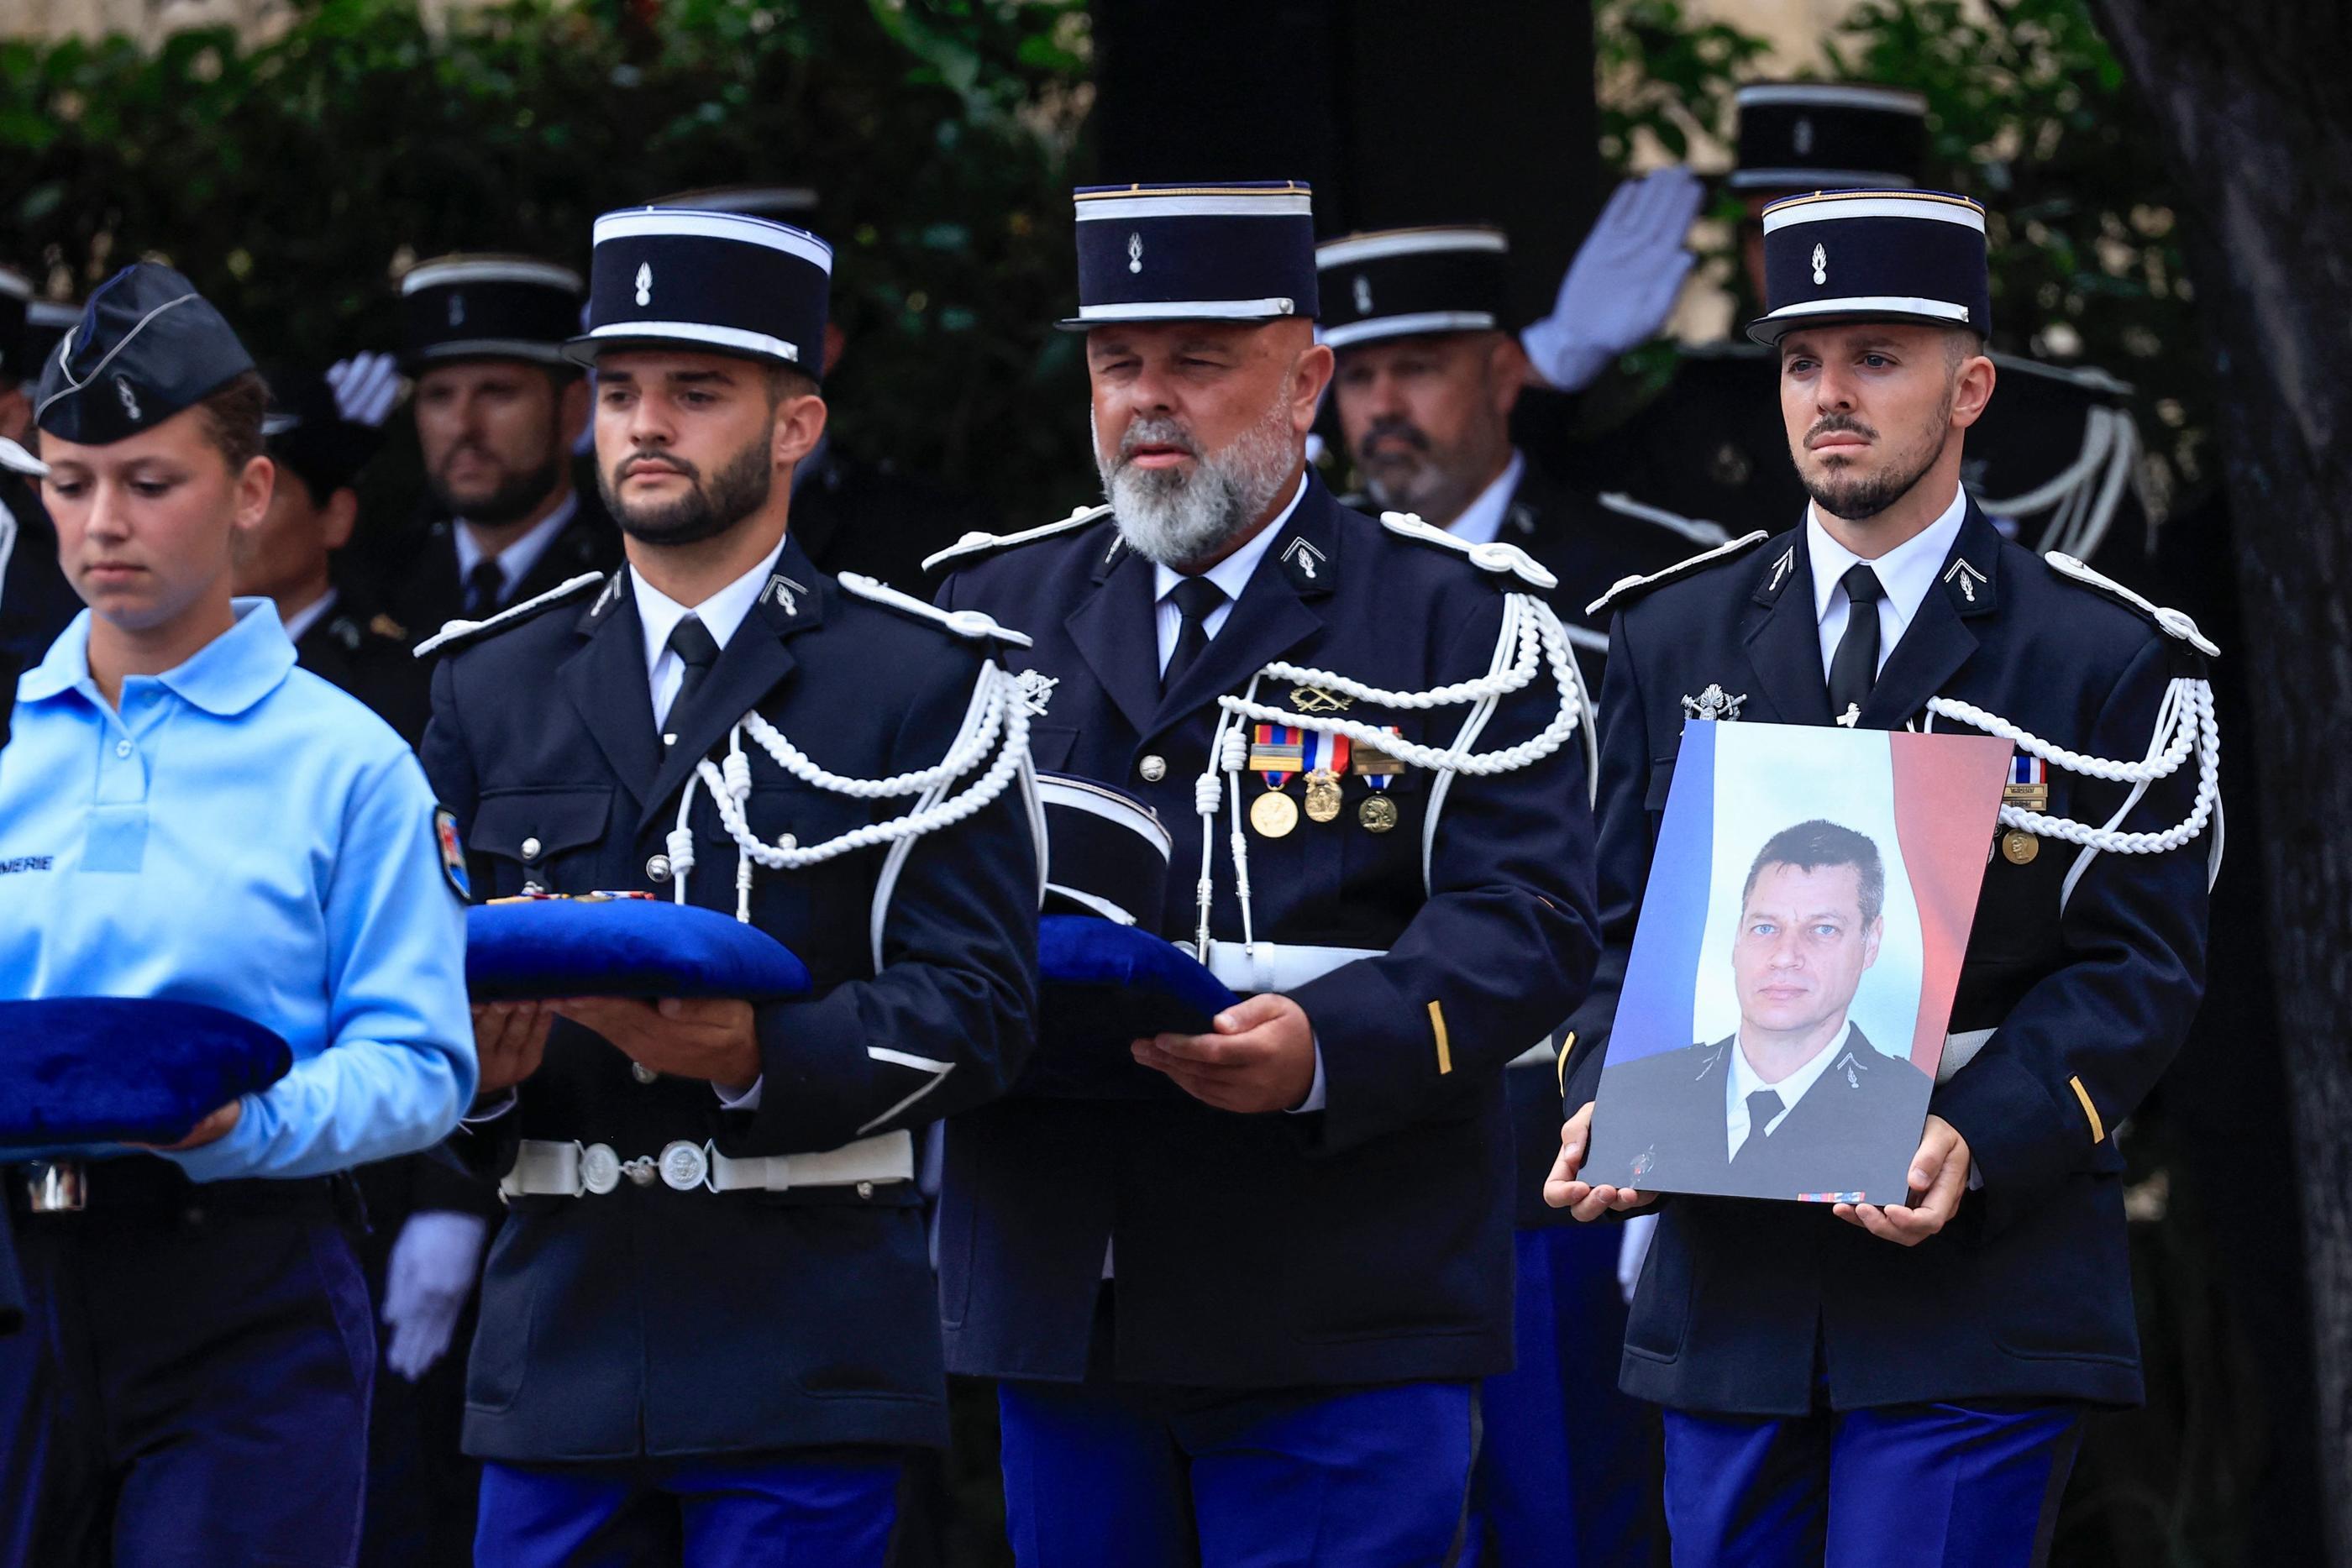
[2044,553,2219,657]
[1587,530,1771,618]
[921,503,1112,574]
[1598,491,1730,548]
[1376,510,1558,591]
[412,571,607,658]
[836,572,1034,648]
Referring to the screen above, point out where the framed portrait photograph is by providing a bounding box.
[1587,721,2013,1204]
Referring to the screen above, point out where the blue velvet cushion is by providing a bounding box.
[1038,914,1239,1047]
[0,998,294,1148]
[465,899,813,1001]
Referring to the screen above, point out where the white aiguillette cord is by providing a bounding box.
[1189,589,1590,960]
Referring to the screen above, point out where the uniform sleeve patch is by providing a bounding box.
[434,806,471,903]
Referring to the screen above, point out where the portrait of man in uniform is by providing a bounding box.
[1588,721,2010,1204]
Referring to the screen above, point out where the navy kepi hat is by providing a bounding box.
[1315,226,1512,349]
[1746,189,1989,345]
[1730,83,1927,192]
[569,207,832,373]
[1064,181,1316,329]
[400,254,582,369]
[34,264,255,447]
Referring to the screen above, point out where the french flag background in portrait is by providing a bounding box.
[1604,721,2011,1078]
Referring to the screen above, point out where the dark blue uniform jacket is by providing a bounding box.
[1562,498,2212,1414]
[423,537,1038,1461]
[936,476,1600,1389]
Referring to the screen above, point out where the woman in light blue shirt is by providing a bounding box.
[0,265,473,1568]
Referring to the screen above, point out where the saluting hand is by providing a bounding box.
[474,1002,556,1096]
[1132,993,1318,1114]
[549,996,760,1093]
[1542,1102,1656,1219]
[1835,1114,1970,1245]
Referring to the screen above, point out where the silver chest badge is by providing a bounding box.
[1811,244,1829,286]
[1016,668,1058,716]
[1682,684,1746,721]
[634,263,654,307]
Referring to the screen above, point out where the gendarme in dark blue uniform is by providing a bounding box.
[934,180,1601,1566]
[1557,189,2218,1565]
[421,206,1037,1567]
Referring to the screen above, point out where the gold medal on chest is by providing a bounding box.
[2001,829,2040,865]
[1358,794,1399,834]
[1251,789,1300,838]
[1303,768,1343,824]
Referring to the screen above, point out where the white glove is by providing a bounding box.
[1520,168,1705,393]
[1616,1211,1659,1306]
[323,351,403,428]
[381,1209,489,1382]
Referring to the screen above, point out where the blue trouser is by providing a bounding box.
[1662,1400,2083,1567]
[474,1455,902,1568]
[0,1198,374,1568]
[1462,1225,1656,1566]
[998,1376,1479,1567]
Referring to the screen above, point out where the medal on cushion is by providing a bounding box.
[1249,722,1304,837]
[1353,725,1404,833]
[1301,730,1351,824]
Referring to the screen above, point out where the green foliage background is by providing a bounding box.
[0,0,1099,524]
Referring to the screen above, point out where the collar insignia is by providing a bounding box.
[1942,558,1988,604]
[1281,536,1327,583]
[763,573,811,616]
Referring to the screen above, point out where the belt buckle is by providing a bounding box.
[25,1160,87,1214]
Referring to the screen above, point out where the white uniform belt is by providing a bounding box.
[1202,941,1383,994]
[501,1130,915,1198]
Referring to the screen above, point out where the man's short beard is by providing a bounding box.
[1798,384,1956,522]
[600,436,774,547]
[429,449,563,527]
[1095,391,1299,568]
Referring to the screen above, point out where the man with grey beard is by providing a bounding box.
[932,181,1600,1565]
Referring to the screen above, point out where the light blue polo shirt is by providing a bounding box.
[0,598,475,1179]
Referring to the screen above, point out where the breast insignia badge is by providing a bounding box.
[1682,684,1746,721]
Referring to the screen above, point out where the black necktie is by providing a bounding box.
[663,616,722,737]
[1162,576,1227,693]
[1733,1088,1785,1165]
[1826,564,1886,725]
[464,559,507,618]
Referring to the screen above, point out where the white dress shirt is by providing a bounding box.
[454,490,580,606]
[1141,472,1326,1115]
[632,532,792,730]
[627,529,793,1110]
[1803,481,1968,681]
[1725,1021,1852,1162]
[1444,450,1525,548]
[279,587,339,648]
[1148,474,1305,673]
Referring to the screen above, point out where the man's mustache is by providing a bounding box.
[1360,418,1430,459]
[1805,413,1879,448]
